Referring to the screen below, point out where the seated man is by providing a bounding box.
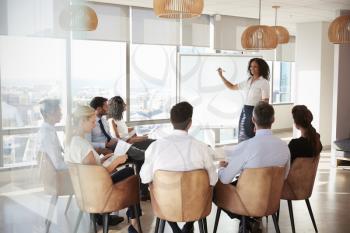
[140,101,218,233]
[218,101,290,231]
[37,99,67,170]
[88,96,149,200]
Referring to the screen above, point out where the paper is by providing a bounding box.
[102,140,132,167]
[114,139,132,156]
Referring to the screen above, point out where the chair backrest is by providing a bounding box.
[68,163,140,213]
[39,152,73,196]
[215,166,285,217]
[281,155,320,200]
[150,169,213,222]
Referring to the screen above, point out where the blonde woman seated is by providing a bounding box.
[65,105,141,233]
[108,96,155,150]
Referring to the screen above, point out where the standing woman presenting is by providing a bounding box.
[217,58,270,142]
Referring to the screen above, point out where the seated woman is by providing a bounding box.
[289,105,322,162]
[107,96,155,150]
[65,105,141,233]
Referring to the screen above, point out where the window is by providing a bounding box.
[71,40,127,106]
[0,36,66,166]
[0,36,67,129]
[130,44,177,121]
[272,61,294,104]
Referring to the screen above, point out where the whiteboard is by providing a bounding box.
[179,54,259,128]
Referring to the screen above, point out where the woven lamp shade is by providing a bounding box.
[271,26,290,44]
[153,0,204,19]
[59,5,98,31]
[328,15,350,44]
[241,25,278,50]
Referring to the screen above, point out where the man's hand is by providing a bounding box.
[106,138,118,148]
[219,160,228,168]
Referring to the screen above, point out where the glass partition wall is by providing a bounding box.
[0,4,294,168]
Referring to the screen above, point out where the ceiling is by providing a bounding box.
[92,0,350,35]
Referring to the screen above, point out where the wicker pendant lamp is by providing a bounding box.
[271,6,289,44]
[241,0,278,50]
[328,15,350,44]
[59,4,98,31]
[153,0,204,19]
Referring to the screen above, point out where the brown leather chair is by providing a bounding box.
[281,156,320,233]
[39,152,74,233]
[68,163,143,233]
[150,170,213,233]
[213,167,285,233]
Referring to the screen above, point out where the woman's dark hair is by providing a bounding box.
[292,105,321,153]
[247,58,270,80]
[108,96,125,121]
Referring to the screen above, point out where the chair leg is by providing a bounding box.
[154,218,160,233]
[134,205,143,233]
[90,214,97,233]
[65,195,73,215]
[305,199,318,232]
[287,200,296,233]
[45,195,58,233]
[213,208,221,233]
[203,218,208,233]
[198,219,205,233]
[271,214,281,233]
[103,213,109,233]
[242,216,247,233]
[276,207,280,223]
[158,219,166,233]
[73,211,83,233]
[272,214,281,233]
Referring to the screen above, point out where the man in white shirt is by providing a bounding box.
[218,101,290,231]
[37,99,67,170]
[140,101,218,233]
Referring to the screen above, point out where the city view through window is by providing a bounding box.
[0,36,294,167]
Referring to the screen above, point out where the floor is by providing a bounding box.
[1,136,350,233]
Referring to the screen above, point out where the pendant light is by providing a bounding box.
[271,6,290,44]
[328,15,350,44]
[153,0,204,19]
[241,0,278,50]
[59,4,98,31]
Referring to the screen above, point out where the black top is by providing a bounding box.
[288,137,322,162]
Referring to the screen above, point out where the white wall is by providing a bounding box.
[295,22,334,146]
[272,104,293,130]
[319,22,335,148]
[331,10,350,165]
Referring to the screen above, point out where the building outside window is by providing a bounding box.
[130,44,177,121]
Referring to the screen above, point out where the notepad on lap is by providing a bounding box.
[102,140,132,167]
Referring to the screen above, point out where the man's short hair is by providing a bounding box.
[170,102,193,130]
[90,97,108,110]
[253,101,275,128]
[39,99,60,118]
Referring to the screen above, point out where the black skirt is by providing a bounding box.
[238,105,255,142]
